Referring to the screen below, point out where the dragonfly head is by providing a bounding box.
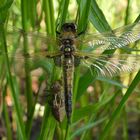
[61,23,77,33]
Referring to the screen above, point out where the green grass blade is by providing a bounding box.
[21,0,34,138]
[56,0,70,31]
[96,77,127,89]
[74,0,91,106]
[0,0,13,12]
[89,0,111,32]
[77,0,91,32]
[73,92,115,122]
[28,0,37,27]
[3,85,12,140]
[124,0,130,25]
[38,106,56,140]
[70,117,107,140]
[99,71,140,140]
[0,24,26,140]
[76,0,112,100]
[38,1,58,139]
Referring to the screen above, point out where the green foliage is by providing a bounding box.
[0,0,140,140]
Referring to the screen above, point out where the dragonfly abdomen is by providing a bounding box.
[63,57,74,123]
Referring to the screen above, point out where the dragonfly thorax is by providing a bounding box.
[60,38,75,57]
[60,44,74,57]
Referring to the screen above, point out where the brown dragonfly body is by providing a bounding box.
[56,23,78,123]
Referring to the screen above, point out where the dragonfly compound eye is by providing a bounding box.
[61,23,77,32]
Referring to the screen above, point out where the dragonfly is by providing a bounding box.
[0,21,140,123]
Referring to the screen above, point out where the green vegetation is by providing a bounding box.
[0,0,140,140]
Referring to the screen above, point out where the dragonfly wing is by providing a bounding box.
[74,52,140,77]
[0,24,62,76]
[0,50,62,81]
[4,24,59,54]
[78,21,140,51]
[0,24,63,95]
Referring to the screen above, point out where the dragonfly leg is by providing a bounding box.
[53,56,61,67]
[74,56,81,67]
[74,56,89,67]
[55,23,61,36]
[77,30,86,36]
[77,24,87,36]
[56,31,60,36]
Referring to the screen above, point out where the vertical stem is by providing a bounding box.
[0,24,26,140]
[125,0,130,25]
[21,0,33,138]
[72,0,91,121]
[56,0,70,31]
[3,85,12,140]
[38,1,57,139]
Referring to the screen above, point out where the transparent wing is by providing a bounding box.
[74,52,140,77]
[78,21,140,51]
[0,53,53,78]
[0,24,61,72]
[2,24,59,57]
